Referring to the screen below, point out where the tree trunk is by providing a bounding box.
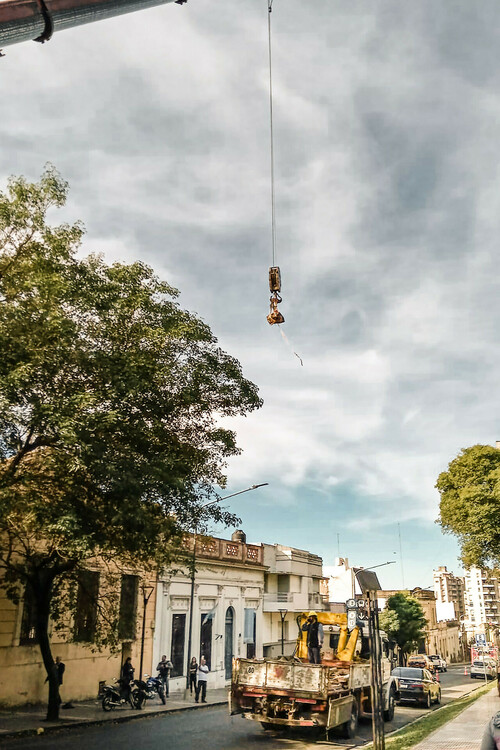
[31,571,60,721]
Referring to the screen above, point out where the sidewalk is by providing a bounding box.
[0,688,228,740]
[412,686,499,749]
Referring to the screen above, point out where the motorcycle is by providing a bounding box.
[134,674,167,705]
[100,678,145,711]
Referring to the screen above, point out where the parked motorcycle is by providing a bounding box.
[134,674,166,705]
[100,678,145,711]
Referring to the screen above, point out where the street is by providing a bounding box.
[1,665,486,750]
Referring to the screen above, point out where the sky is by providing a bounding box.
[2,0,500,590]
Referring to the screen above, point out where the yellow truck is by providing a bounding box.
[230,611,396,739]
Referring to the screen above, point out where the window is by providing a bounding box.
[244,608,256,658]
[74,570,99,642]
[200,613,213,669]
[19,584,37,645]
[118,575,138,640]
[171,613,186,677]
[277,575,290,593]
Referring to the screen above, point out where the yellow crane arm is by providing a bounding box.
[296,611,359,662]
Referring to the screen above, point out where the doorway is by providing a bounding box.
[225,607,234,680]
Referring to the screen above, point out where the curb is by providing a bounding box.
[0,699,228,742]
[358,678,494,749]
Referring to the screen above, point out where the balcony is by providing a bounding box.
[263,592,311,612]
[183,534,264,566]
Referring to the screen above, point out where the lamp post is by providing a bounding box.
[184,483,268,696]
[139,583,155,679]
[278,609,288,655]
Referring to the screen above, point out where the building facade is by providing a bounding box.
[464,566,500,640]
[0,566,157,707]
[153,531,266,692]
[261,543,324,658]
[433,566,466,621]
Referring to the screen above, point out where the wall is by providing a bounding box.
[0,571,157,707]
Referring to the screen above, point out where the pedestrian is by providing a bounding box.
[156,654,173,697]
[480,710,500,749]
[120,656,135,704]
[195,656,209,703]
[45,656,67,705]
[189,656,198,695]
[301,612,324,664]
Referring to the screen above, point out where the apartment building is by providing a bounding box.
[262,544,324,658]
[464,566,500,639]
[433,566,466,621]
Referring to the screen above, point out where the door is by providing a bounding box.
[200,613,212,670]
[225,607,234,680]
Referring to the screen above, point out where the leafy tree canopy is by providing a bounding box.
[379,592,427,660]
[436,444,500,569]
[0,166,262,717]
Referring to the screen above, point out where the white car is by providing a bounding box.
[470,659,497,679]
[429,654,447,672]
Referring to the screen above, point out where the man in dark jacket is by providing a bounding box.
[301,613,324,664]
[157,655,173,697]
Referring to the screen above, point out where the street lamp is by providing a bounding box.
[278,609,288,655]
[184,483,268,695]
[139,583,155,679]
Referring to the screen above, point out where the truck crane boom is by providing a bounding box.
[0,0,185,50]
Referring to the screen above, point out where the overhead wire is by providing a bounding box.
[268,0,277,267]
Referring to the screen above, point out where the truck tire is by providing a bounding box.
[383,689,395,722]
[341,699,359,739]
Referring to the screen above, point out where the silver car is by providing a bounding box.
[470,659,496,679]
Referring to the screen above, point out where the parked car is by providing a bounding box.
[391,667,441,708]
[407,654,436,674]
[429,654,447,672]
[470,659,497,680]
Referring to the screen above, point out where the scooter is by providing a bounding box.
[100,678,144,711]
[134,674,166,705]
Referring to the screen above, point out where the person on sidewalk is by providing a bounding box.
[189,657,198,695]
[195,656,209,703]
[156,654,173,697]
[120,657,135,704]
[480,710,500,749]
[45,656,70,706]
[301,613,324,664]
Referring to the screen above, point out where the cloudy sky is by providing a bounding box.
[2,0,500,589]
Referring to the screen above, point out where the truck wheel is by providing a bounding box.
[383,690,395,722]
[341,699,359,739]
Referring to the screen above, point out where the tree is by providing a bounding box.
[379,592,427,663]
[436,445,500,569]
[0,167,262,719]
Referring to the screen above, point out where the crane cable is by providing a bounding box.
[268,0,277,267]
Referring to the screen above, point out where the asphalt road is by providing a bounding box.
[1,665,488,750]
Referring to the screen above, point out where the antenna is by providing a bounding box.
[398,522,405,588]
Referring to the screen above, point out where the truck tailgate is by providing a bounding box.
[235,659,324,694]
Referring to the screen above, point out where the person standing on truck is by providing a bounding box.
[302,613,324,664]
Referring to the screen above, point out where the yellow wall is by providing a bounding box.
[0,575,157,707]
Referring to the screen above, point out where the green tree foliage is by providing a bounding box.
[0,166,262,718]
[436,445,500,569]
[379,592,427,663]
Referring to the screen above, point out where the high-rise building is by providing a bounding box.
[433,566,466,621]
[464,566,500,636]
